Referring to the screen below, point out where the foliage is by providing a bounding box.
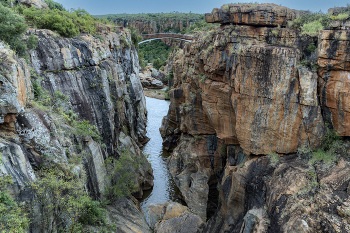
[334,13,349,20]
[152,58,164,70]
[129,26,142,49]
[23,7,98,37]
[322,124,342,151]
[301,20,323,37]
[0,153,30,232]
[267,153,279,167]
[306,42,317,53]
[44,0,65,11]
[164,87,170,100]
[139,40,173,67]
[289,12,332,37]
[298,125,348,165]
[0,4,28,55]
[97,12,204,26]
[138,52,146,70]
[27,34,39,50]
[72,119,102,142]
[32,168,106,231]
[106,149,139,199]
[165,69,173,82]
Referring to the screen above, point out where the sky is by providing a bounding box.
[55,0,349,15]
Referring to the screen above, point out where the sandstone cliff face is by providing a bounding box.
[0,27,152,232]
[160,3,350,230]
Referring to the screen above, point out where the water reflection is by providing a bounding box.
[140,96,182,216]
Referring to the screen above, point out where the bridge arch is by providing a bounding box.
[139,33,198,44]
[139,37,192,44]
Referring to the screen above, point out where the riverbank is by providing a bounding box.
[144,87,169,100]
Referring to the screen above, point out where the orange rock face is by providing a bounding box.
[161,24,325,155]
[318,30,350,136]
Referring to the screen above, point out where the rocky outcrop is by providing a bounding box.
[19,0,48,9]
[0,42,31,125]
[167,135,227,220]
[140,65,164,89]
[201,155,350,233]
[205,3,300,27]
[161,3,350,232]
[148,202,204,232]
[161,24,325,156]
[0,26,153,232]
[318,30,350,136]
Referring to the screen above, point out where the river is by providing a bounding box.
[140,96,182,218]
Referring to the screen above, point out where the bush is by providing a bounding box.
[0,4,27,55]
[335,13,349,20]
[164,87,170,100]
[267,153,279,167]
[44,0,65,11]
[106,149,139,199]
[129,26,142,49]
[27,34,39,50]
[23,7,97,37]
[301,20,323,37]
[73,119,102,142]
[306,42,317,53]
[0,153,30,232]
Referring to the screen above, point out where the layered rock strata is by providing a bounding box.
[0,26,153,232]
[160,3,350,231]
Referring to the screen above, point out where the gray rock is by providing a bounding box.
[154,213,204,233]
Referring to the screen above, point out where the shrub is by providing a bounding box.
[27,34,39,50]
[73,119,102,142]
[165,69,173,82]
[0,153,30,232]
[164,87,170,100]
[301,20,323,37]
[306,42,317,53]
[44,0,65,11]
[106,149,139,199]
[335,13,349,20]
[267,153,279,167]
[129,26,142,48]
[0,4,27,55]
[23,7,98,37]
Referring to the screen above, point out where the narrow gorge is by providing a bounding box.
[1,1,350,233]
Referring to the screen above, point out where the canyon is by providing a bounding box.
[1,1,350,233]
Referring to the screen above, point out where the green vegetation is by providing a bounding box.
[297,125,349,165]
[0,153,30,232]
[0,4,28,56]
[44,0,65,11]
[32,169,106,231]
[105,149,140,199]
[164,87,170,100]
[23,7,96,37]
[289,12,332,36]
[139,40,173,68]
[267,153,279,167]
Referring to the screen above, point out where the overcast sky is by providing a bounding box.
[54,0,349,15]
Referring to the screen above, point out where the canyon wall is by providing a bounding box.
[161,3,350,232]
[0,26,152,232]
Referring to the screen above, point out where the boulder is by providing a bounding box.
[19,0,48,9]
[148,202,204,233]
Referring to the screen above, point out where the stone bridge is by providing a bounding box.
[139,33,198,44]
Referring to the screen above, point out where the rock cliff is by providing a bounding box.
[160,3,350,231]
[0,26,153,232]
